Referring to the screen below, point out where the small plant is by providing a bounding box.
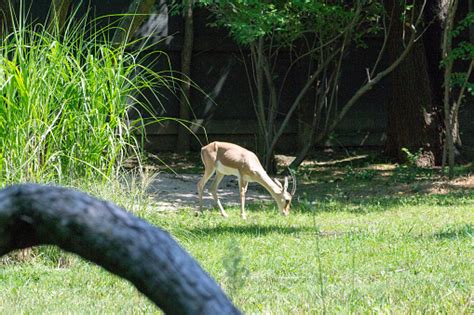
[297,191,318,213]
[222,239,249,300]
[345,166,377,181]
[401,148,423,167]
[37,246,74,268]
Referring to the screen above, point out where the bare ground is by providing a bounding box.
[147,173,273,211]
[140,151,473,211]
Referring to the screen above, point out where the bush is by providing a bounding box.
[0,12,164,184]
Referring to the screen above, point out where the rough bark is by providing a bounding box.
[441,0,457,178]
[384,0,444,166]
[289,2,422,170]
[0,184,240,315]
[296,94,315,161]
[177,0,194,153]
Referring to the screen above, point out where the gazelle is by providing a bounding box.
[197,141,296,219]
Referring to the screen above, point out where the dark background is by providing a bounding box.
[20,0,474,153]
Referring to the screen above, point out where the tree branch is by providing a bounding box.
[0,184,240,315]
[269,46,343,154]
[321,8,421,143]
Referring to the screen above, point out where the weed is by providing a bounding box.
[222,239,249,301]
[401,147,423,167]
[345,166,377,181]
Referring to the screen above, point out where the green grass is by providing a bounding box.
[0,7,472,312]
[0,7,168,184]
[0,177,472,314]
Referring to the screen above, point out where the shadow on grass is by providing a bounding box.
[294,190,474,214]
[433,224,473,240]
[295,159,474,215]
[144,149,473,216]
[188,224,319,237]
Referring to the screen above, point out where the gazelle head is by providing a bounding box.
[273,170,297,216]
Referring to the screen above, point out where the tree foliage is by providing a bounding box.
[200,0,370,45]
[198,0,384,171]
[447,12,474,96]
[441,5,474,177]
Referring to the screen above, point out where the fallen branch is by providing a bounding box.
[0,184,240,315]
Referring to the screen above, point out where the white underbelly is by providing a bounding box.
[216,161,240,177]
[215,161,255,182]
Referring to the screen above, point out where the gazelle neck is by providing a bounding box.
[254,171,282,197]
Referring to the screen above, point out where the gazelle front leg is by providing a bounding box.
[239,179,249,219]
[210,172,228,217]
[197,168,215,215]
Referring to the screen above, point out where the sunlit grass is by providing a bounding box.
[0,7,471,314]
[0,177,472,314]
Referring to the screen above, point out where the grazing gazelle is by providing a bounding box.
[197,141,296,219]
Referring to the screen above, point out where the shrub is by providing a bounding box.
[0,12,164,184]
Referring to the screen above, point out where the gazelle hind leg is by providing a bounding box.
[210,172,227,217]
[239,179,248,219]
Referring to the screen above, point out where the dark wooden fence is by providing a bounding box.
[17,0,474,153]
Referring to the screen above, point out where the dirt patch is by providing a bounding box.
[418,175,474,194]
[136,150,473,210]
[148,170,474,212]
[148,173,273,211]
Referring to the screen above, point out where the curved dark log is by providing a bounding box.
[0,184,240,315]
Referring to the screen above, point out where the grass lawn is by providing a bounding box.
[0,156,473,314]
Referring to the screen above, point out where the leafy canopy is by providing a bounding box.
[199,0,382,46]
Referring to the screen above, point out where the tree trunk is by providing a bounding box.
[292,87,320,170]
[384,0,444,166]
[177,0,194,153]
[289,3,421,171]
[0,184,240,315]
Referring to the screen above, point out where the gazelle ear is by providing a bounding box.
[284,176,289,191]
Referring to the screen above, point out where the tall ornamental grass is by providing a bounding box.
[0,14,164,184]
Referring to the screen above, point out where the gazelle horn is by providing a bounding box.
[288,168,297,195]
